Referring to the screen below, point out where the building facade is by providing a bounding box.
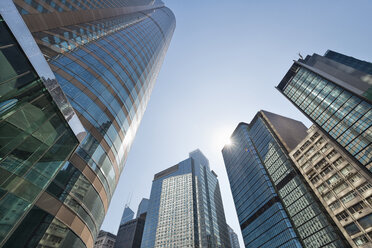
[136,198,149,218]
[222,111,349,248]
[290,125,372,247]
[0,0,175,247]
[227,225,240,248]
[115,213,146,248]
[277,51,371,171]
[94,231,116,248]
[120,206,135,226]
[141,150,231,248]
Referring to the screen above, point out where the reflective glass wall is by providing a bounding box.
[3,0,175,247]
[0,15,79,246]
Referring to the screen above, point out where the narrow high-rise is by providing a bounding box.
[0,0,175,247]
[276,50,371,171]
[222,111,349,248]
[141,150,231,248]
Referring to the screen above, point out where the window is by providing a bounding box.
[329,200,341,211]
[350,173,362,184]
[324,192,334,201]
[326,174,340,185]
[334,182,349,194]
[320,165,334,177]
[317,184,327,193]
[357,183,372,195]
[358,214,372,229]
[344,222,360,236]
[336,210,349,221]
[340,164,353,176]
[349,201,366,214]
[310,132,320,141]
[353,235,369,246]
[326,150,338,159]
[320,143,330,153]
[333,157,345,167]
[341,191,358,204]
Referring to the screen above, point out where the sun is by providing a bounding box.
[212,126,234,150]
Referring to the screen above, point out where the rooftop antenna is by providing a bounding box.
[298,52,304,60]
[125,192,133,208]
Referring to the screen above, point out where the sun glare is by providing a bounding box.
[213,127,234,150]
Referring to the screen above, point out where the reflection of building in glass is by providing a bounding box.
[277,51,371,171]
[94,230,116,248]
[141,150,231,248]
[290,125,372,247]
[227,225,240,248]
[0,0,175,247]
[0,11,81,247]
[222,111,349,248]
[120,206,135,226]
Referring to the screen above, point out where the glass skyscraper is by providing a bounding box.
[141,150,231,248]
[136,198,149,218]
[120,205,135,226]
[0,0,175,247]
[277,51,371,171]
[222,111,348,248]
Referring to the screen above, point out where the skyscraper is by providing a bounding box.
[290,125,372,247]
[136,198,149,218]
[120,206,135,226]
[222,111,348,248]
[227,225,240,248]
[276,51,371,171]
[115,212,146,248]
[141,150,231,248]
[0,0,175,247]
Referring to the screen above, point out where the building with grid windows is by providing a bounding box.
[276,51,371,171]
[290,125,372,247]
[141,150,231,248]
[0,0,175,247]
[222,111,349,248]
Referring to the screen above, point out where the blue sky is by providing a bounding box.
[102,0,372,245]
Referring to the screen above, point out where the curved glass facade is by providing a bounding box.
[2,0,175,247]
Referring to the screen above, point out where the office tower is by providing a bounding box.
[115,213,146,248]
[222,110,348,248]
[94,231,116,248]
[120,206,135,226]
[136,198,149,218]
[227,225,240,248]
[141,150,231,248]
[276,51,371,171]
[0,0,175,247]
[290,125,372,247]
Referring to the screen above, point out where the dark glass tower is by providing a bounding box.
[0,0,175,247]
[222,111,349,248]
[141,150,231,248]
[277,51,371,171]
